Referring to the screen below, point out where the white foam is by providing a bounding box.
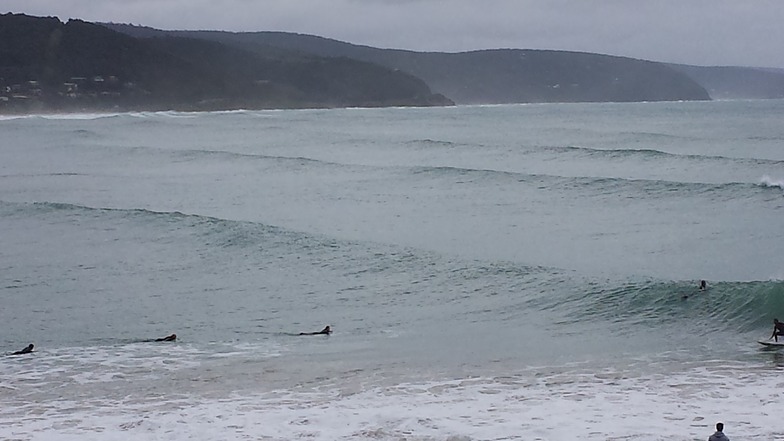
[1,360,782,440]
[36,112,123,120]
[0,113,115,121]
[0,345,202,394]
[759,175,784,189]
[126,110,202,118]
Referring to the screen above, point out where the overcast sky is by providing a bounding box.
[5,0,784,68]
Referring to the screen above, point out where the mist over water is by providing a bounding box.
[2,101,784,440]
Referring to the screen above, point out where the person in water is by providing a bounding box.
[708,422,730,441]
[155,334,177,342]
[770,319,784,342]
[300,325,331,336]
[683,280,708,300]
[10,344,34,355]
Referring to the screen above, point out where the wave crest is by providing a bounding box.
[759,175,784,189]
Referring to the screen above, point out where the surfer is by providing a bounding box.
[683,280,708,299]
[9,343,34,356]
[155,334,177,342]
[770,319,784,342]
[708,422,729,441]
[299,325,331,336]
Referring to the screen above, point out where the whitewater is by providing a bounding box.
[1,100,784,440]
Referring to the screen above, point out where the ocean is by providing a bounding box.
[1,100,783,440]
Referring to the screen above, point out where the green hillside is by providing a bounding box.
[111,27,712,104]
[0,13,452,113]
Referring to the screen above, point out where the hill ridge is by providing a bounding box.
[110,24,784,102]
[0,13,452,113]
[104,24,714,104]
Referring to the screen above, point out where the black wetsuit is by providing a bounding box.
[10,344,33,355]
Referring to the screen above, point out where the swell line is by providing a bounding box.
[534,145,784,166]
[409,165,783,196]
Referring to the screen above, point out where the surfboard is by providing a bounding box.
[758,339,784,347]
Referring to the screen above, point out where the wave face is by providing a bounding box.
[2,197,782,357]
[2,100,784,440]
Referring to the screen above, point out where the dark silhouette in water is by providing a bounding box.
[708,422,730,441]
[10,343,34,355]
[155,334,177,342]
[682,280,708,299]
[300,326,331,336]
[770,319,784,342]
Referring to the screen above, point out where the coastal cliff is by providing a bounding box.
[0,13,452,113]
[125,28,712,104]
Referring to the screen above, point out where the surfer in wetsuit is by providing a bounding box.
[770,319,784,342]
[155,334,177,342]
[10,343,34,355]
[683,280,708,299]
[299,325,331,336]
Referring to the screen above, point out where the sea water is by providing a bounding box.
[1,100,783,440]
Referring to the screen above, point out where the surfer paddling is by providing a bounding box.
[9,343,34,356]
[299,325,331,336]
[770,319,784,342]
[155,334,177,342]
